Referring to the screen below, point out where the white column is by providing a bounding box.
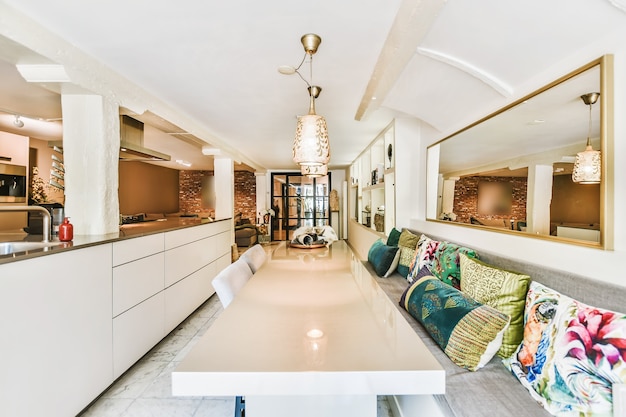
[526,164,553,235]
[61,94,120,235]
[255,172,267,225]
[214,157,234,220]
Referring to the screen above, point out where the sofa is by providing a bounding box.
[234,213,259,247]
[366,228,626,417]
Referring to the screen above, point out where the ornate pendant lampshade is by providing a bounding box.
[281,34,330,177]
[293,85,330,171]
[572,92,601,184]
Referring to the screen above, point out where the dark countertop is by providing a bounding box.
[0,217,230,265]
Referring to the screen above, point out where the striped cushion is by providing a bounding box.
[402,274,510,371]
[460,253,530,358]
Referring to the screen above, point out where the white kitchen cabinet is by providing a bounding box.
[0,220,233,417]
[165,262,217,332]
[113,292,165,378]
[164,220,229,250]
[164,224,231,332]
[0,245,113,417]
[164,236,217,287]
[112,234,166,378]
[112,232,164,266]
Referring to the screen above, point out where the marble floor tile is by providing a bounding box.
[102,360,169,399]
[122,398,202,417]
[193,398,236,417]
[79,398,134,417]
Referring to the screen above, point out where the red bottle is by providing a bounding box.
[59,217,74,242]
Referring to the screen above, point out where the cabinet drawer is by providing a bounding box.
[113,233,164,266]
[113,292,165,379]
[164,236,216,287]
[113,252,165,317]
[164,220,230,250]
[164,262,216,333]
[214,231,232,258]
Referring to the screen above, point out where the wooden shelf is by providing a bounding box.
[362,183,385,191]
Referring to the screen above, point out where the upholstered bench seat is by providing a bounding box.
[362,229,626,417]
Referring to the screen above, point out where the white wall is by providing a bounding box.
[394,26,626,288]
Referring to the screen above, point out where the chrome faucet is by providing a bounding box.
[0,205,51,242]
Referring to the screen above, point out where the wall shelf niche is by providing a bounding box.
[349,121,395,235]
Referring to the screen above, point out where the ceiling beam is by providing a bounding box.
[354,0,447,121]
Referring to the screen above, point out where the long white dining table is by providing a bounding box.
[172,240,445,417]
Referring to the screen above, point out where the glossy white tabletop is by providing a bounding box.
[172,241,444,397]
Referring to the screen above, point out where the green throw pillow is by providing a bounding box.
[367,239,400,277]
[431,241,478,289]
[402,274,510,371]
[459,254,530,357]
[386,227,402,247]
[397,229,419,278]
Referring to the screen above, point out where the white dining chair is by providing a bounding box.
[239,244,267,273]
[212,259,253,308]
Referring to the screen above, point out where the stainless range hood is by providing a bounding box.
[119,115,171,161]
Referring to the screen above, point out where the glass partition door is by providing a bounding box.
[271,173,331,241]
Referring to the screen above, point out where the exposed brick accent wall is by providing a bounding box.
[179,170,213,214]
[453,176,527,224]
[178,170,256,220]
[235,171,256,223]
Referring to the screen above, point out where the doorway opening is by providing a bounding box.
[270,172,331,241]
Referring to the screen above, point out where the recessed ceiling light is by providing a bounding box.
[175,159,192,167]
[201,146,221,155]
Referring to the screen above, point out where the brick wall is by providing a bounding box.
[453,176,527,224]
[179,170,256,220]
[235,171,256,223]
[179,170,213,214]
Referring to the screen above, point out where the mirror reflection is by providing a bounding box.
[427,57,608,246]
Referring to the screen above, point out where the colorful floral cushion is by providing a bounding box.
[431,241,478,289]
[460,253,530,358]
[367,239,400,277]
[505,281,626,416]
[397,229,420,278]
[386,227,402,247]
[407,234,441,283]
[402,273,510,371]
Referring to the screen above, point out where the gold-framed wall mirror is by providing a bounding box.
[426,55,613,248]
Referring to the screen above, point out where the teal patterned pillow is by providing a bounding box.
[505,282,626,416]
[402,274,510,371]
[431,241,478,289]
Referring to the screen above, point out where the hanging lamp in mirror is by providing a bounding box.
[572,92,601,184]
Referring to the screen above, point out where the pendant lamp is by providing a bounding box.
[281,34,330,177]
[572,92,601,184]
[292,85,330,171]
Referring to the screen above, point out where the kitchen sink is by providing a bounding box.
[0,241,64,255]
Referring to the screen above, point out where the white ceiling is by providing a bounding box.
[0,0,625,173]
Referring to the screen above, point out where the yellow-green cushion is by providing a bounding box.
[460,253,530,357]
[397,229,419,277]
